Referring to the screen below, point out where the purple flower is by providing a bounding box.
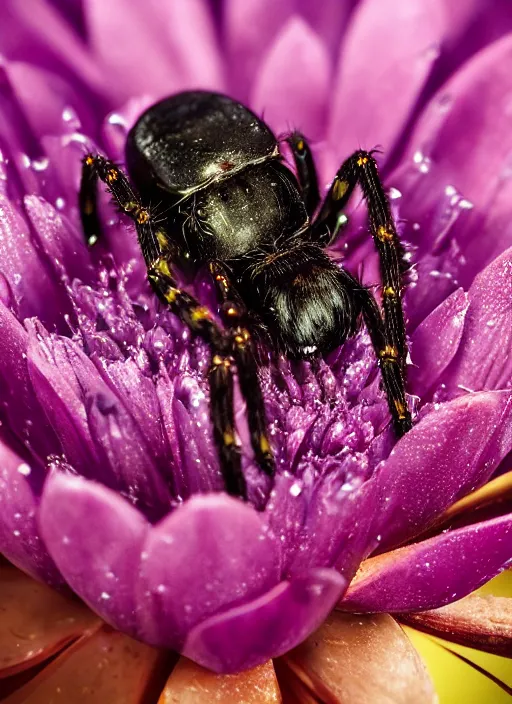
[0,0,511,695]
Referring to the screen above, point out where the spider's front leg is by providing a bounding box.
[78,154,247,498]
[209,261,274,478]
[315,150,412,435]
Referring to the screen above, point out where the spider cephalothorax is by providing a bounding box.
[79,90,412,500]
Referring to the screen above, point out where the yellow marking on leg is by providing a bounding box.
[106,168,118,183]
[212,355,231,369]
[234,329,251,346]
[356,155,369,166]
[223,431,235,446]
[164,287,181,304]
[259,434,271,455]
[394,399,407,420]
[377,226,394,242]
[136,208,149,224]
[191,306,211,322]
[332,179,349,200]
[156,230,168,249]
[152,257,172,279]
[124,201,137,213]
[379,344,398,361]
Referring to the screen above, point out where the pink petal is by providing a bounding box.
[224,0,295,101]
[251,16,331,140]
[368,390,512,551]
[85,0,223,104]
[341,513,512,612]
[326,0,446,173]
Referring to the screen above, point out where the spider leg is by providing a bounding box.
[315,150,408,373]
[286,132,320,218]
[209,261,274,478]
[355,285,412,436]
[79,154,247,498]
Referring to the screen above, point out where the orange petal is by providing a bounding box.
[3,625,169,704]
[0,561,99,677]
[282,612,437,704]
[158,656,282,703]
[400,594,512,656]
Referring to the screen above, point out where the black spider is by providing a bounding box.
[79,90,412,500]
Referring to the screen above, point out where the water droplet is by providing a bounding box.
[17,463,31,476]
[100,591,111,600]
[289,482,302,497]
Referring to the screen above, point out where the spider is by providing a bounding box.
[79,90,412,500]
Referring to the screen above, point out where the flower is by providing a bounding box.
[0,0,511,698]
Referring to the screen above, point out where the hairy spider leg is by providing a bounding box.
[209,260,274,478]
[315,150,411,434]
[79,154,247,498]
[286,132,321,218]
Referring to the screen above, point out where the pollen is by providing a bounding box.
[356,155,369,167]
[384,286,396,297]
[296,139,304,152]
[226,306,237,317]
[106,168,118,183]
[84,154,94,166]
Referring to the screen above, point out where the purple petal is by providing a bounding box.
[183,568,346,673]
[138,494,281,649]
[0,442,61,585]
[443,247,512,394]
[0,193,66,326]
[326,0,445,173]
[0,302,57,460]
[24,195,93,283]
[86,388,172,519]
[409,287,469,397]
[403,34,512,211]
[225,0,295,101]
[369,390,512,551]
[341,513,512,612]
[39,471,148,636]
[85,0,223,103]
[250,16,331,140]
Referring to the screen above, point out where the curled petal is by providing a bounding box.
[3,624,167,704]
[0,561,98,678]
[138,494,281,649]
[282,611,436,704]
[184,569,345,673]
[341,513,512,612]
[401,593,512,657]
